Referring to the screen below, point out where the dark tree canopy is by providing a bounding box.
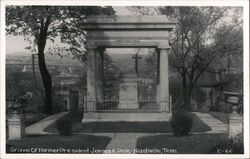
[6,6,115,114]
[157,7,243,109]
[129,6,243,110]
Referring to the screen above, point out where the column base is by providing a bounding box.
[82,112,97,123]
[160,102,170,112]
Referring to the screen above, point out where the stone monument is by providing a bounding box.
[118,73,139,109]
[82,15,175,121]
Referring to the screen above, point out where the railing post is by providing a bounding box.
[169,95,172,113]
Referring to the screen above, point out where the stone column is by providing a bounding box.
[95,49,104,100]
[159,48,170,112]
[87,48,97,112]
[156,50,160,102]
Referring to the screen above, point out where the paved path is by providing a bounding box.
[104,133,140,153]
[25,111,69,135]
[25,111,227,152]
[193,112,227,133]
[103,112,228,152]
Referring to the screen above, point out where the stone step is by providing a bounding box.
[83,112,171,122]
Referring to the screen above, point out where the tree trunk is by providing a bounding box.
[186,85,193,110]
[38,52,52,114]
[37,26,53,114]
[182,69,188,110]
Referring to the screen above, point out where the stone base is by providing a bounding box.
[83,112,97,119]
[82,112,171,122]
[118,102,139,109]
[229,114,243,139]
[8,114,25,140]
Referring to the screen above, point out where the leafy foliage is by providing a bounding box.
[56,116,73,136]
[138,49,157,83]
[6,6,115,58]
[223,73,243,93]
[191,87,207,110]
[171,110,193,136]
[103,52,121,97]
[209,133,243,154]
[6,6,115,114]
[158,7,243,109]
[6,71,44,113]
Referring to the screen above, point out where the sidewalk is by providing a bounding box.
[25,111,69,135]
[193,112,227,134]
[104,133,140,153]
[103,112,228,151]
[25,111,227,152]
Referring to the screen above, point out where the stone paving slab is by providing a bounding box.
[24,111,228,154]
[104,112,228,153]
[25,111,69,135]
[193,112,227,134]
[104,135,138,153]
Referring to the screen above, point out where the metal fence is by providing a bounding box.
[81,96,172,113]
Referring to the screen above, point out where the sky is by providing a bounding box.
[6,6,135,55]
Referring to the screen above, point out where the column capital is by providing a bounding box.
[158,46,171,50]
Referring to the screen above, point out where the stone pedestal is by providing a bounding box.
[229,113,243,139]
[227,95,243,139]
[118,73,139,109]
[8,111,25,140]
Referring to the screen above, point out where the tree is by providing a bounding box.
[6,6,115,114]
[103,52,121,97]
[158,7,243,110]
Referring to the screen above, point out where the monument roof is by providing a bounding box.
[86,15,174,24]
[84,15,176,31]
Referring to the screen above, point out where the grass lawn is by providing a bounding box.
[6,134,111,154]
[208,111,229,124]
[44,111,211,133]
[136,133,228,154]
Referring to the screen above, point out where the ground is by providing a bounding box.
[208,111,229,124]
[6,110,233,154]
[6,134,111,153]
[136,133,228,154]
[44,111,211,133]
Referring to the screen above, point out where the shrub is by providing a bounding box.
[191,88,207,111]
[171,110,193,136]
[209,133,244,154]
[56,116,72,136]
[170,80,184,110]
[52,96,68,113]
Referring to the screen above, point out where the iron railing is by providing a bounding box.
[81,96,172,113]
